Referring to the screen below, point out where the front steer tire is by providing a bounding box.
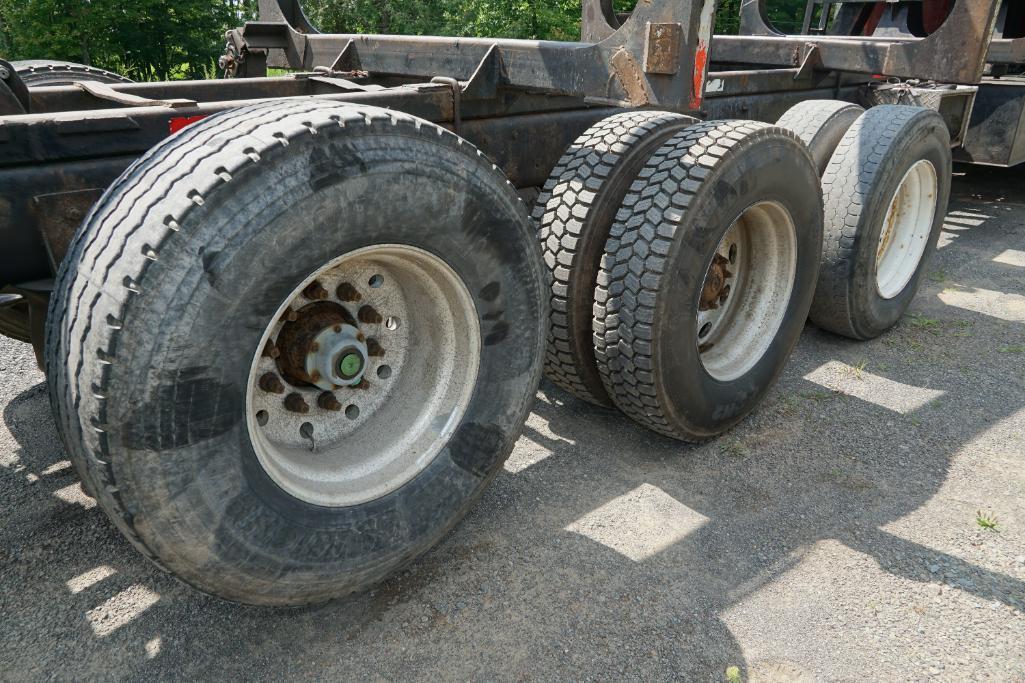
[46,100,546,605]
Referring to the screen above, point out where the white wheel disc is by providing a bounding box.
[875,159,938,299]
[697,201,798,382]
[246,245,481,507]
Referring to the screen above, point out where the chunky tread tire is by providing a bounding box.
[810,105,951,340]
[594,120,823,441]
[46,99,546,605]
[776,99,864,175]
[533,110,698,406]
[13,60,133,87]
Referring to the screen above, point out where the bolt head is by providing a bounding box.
[338,352,364,379]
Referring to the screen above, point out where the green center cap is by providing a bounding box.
[338,352,363,379]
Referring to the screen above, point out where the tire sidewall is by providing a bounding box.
[105,122,543,601]
[655,137,822,437]
[844,117,951,338]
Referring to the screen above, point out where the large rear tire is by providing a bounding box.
[810,105,951,340]
[46,99,546,605]
[593,121,823,441]
[533,110,697,406]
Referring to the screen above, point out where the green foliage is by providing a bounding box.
[0,0,254,80]
[0,1,810,80]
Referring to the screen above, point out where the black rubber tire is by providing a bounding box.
[809,105,951,340]
[532,110,698,406]
[776,99,864,175]
[45,99,546,605]
[593,120,823,442]
[12,60,133,87]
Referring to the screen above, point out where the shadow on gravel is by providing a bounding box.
[0,165,1023,680]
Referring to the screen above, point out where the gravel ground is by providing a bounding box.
[1,164,1023,682]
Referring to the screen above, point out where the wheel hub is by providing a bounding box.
[699,253,733,311]
[305,324,368,390]
[696,202,797,382]
[245,244,481,507]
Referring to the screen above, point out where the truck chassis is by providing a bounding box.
[0,0,1019,604]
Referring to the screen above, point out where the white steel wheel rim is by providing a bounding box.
[697,201,798,382]
[875,159,938,299]
[245,245,481,507]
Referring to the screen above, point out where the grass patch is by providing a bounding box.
[725,666,742,683]
[909,313,941,331]
[928,269,948,283]
[998,344,1025,354]
[719,440,750,458]
[976,510,1000,532]
[842,360,868,380]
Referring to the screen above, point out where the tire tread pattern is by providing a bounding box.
[532,110,695,405]
[593,119,801,441]
[45,99,521,599]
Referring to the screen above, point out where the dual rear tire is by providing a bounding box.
[536,115,824,441]
[536,101,952,440]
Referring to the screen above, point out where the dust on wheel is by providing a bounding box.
[46,100,546,605]
[533,110,698,407]
[593,120,823,442]
[810,105,952,340]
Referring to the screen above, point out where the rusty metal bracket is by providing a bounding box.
[330,40,363,73]
[462,45,507,100]
[75,81,197,109]
[251,0,717,112]
[794,44,823,80]
[430,77,462,134]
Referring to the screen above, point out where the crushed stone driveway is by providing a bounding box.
[1,164,1023,681]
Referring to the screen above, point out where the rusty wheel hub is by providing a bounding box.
[695,202,798,382]
[245,244,481,507]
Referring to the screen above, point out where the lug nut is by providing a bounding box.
[318,392,342,411]
[259,372,285,394]
[263,341,280,359]
[284,392,310,413]
[358,305,383,324]
[366,338,384,357]
[281,309,297,323]
[304,281,329,300]
[336,282,362,302]
[718,284,731,304]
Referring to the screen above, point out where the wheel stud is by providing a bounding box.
[303,281,329,300]
[366,338,384,357]
[259,372,285,394]
[284,392,309,413]
[358,305,383,324]
[718,284,731,305]
[336,282,362,302]
[317,391,342,411]
[281,309,298,323]
[263,341,280,359]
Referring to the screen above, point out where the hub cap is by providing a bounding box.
[246,245,481,507]
[697,201,798,382]
[875,159,938,300]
